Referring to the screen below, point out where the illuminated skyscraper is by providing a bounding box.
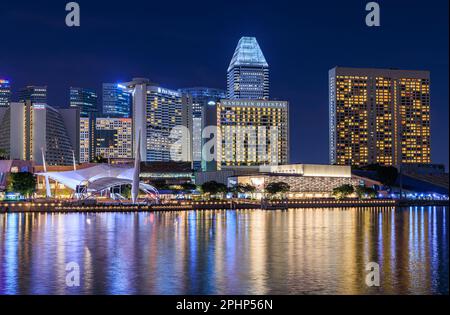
[227,37,269,100]
[124,78,190,162]
[70,87,98,117]
[18,85,47,104]
[95,117,133,159]
[0,79,11,108]
[0,102,79,165]
[207,99,289,170]
[102,83,132,118]
[329,67,431,167]
[178,87,226,171]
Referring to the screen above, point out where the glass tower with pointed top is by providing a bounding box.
[227,37,269,100]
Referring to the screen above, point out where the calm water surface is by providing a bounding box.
[0,207,448,295]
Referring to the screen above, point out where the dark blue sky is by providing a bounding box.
[1,0,448,168]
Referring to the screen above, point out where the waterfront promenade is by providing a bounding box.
[0,198,448,212]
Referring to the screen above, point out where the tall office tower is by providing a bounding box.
[18,85,47,104]
[124,78,190,162]
[69,87,98,117]
[205,99,289,170]
[95,117,133,159]
[227,37,269,100]
[0,102,80,165]
[0,79,11,107]
[178,87,226,171]
[329,67,431,167]
[70,87,97,162]
[102,83,132,117]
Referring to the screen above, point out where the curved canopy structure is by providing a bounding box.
[37,164,159,198]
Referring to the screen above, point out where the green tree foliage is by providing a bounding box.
[265,182,290,197]
[181,182,197,192]
[200,181,227,198]
[121,184,132,199]
[0,148,9,160]
[8,172,37,198]
[355,186,377,199]
[332,184,355,199]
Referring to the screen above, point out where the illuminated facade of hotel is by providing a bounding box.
[0,102,79,165]
[329,67,431,167]
[211,99,289,170]
[95,117,133,159]
[0,79,11,108]
[227,37,269,100]
[124,78,190,162]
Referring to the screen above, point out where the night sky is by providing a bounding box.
[1,0,448,169]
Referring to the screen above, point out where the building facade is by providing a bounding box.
[124,78,190,162]
[228,164,361,199]
[178,87,226,171]
[79,117,93,163]
[0,102,79,165]
[329,67,431,167]
[208,99,289,170]
[102,83,132,118]
[227,37,269,100]
[18,85,47,104]
[95,117,133,159]
[70,87,98,117]
[0,79,11,108]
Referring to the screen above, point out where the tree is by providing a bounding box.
[265,182,290,198]
[201,181,227,198]
[90,155,108,163]
[355,186,377,199]
[121,184,132,199]
[8,172,37,198]
[332,184,354,199]
[0,148,9,160]
[181,182,197,192]
[229,183,256,198]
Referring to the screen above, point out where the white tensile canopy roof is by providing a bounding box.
[36,164,158,195]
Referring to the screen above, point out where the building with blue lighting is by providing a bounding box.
[0,79,11,108]
[102,83,132,118]
[227,37,269,100]
[178,87,226,171]
[70,87,98,117]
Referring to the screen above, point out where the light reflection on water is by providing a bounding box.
[0,207,448,295]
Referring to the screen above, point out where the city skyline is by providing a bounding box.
[0,0,448,169]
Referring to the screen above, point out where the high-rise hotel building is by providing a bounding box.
[329,67,431,167]
[227,37,269,100]
[205,99,289,170]
[0,102,80,165]
[0,79,11,107]
[123,78,190,162]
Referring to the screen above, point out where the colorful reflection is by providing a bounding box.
[0,207,448,294]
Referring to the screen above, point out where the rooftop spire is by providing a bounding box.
[227,37,268,72]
